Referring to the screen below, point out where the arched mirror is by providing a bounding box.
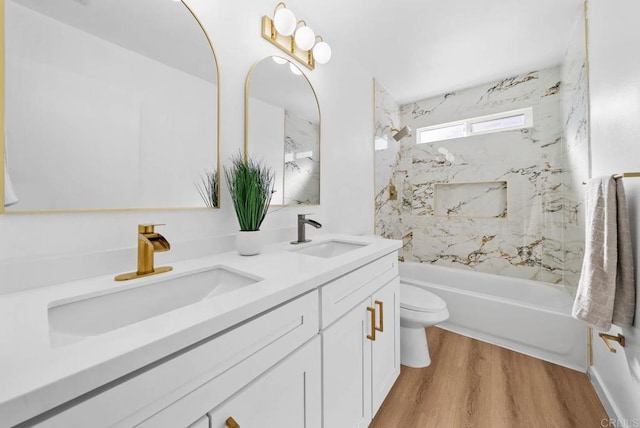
[2,0,220,212]
[245,56,320,206]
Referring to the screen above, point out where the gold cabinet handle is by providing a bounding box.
[374,300,384,332]
[366,307,376,341]
[226,416,240,428]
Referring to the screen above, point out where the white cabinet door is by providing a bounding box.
[207,336,321,428]
[322,300,373,428]
[187,416,209,428]
[371,278,400,416]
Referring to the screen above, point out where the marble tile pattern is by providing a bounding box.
[375,60,587,285]
[283,110,320,205]
[560,13,589,292]
[374,81,412,260]
[434,181,508,218]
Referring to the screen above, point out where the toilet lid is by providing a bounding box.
[400,283,447,313]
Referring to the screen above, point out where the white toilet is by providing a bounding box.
[400,282,449,368]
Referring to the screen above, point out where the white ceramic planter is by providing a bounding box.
[236,230,264,256]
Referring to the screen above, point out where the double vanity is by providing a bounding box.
[0,235,401,428]
[1,2,400,426]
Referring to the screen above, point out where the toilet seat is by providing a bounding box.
[400,283,447,313]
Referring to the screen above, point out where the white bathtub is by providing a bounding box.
[399,262,587,371]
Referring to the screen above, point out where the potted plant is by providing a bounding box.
[224,154,275,255]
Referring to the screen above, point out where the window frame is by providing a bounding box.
[416,107,533,145]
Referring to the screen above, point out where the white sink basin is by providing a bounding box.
[48,266,261,347]
[292,240,369,258]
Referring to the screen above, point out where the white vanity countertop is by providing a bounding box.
[0,234,401,427]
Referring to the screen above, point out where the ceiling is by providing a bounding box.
[293,0,585,104]
[11,0,584,105]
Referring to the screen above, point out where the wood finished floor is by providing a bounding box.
[370,327,608,428]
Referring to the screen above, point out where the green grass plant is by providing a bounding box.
[195,169,219,208]
[224,154,274,231]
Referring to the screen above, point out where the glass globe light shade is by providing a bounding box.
[289,63,303,76]
[273,8,296,36]
[295,26,315,51]
[313,41,332,64]
[272,56,288,65]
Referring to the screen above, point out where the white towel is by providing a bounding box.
[572,176,636,330]
[613,181,635,326]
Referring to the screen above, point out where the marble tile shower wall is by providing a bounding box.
[284,111,320,204]
[375,63,586,287]
[560,12,589,292]
[374,83,408,259]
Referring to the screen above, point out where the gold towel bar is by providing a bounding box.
[598,333,626,353]
[615,172,640,178]
[582,172,640,185]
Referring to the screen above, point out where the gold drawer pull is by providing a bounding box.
[367,307,376,341]
[226,416,240,428]
[375,300,384,332]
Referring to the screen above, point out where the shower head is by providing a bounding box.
[391,125,412,141]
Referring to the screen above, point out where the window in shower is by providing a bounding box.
[416,107,533,144]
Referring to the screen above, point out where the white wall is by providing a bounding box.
[588,0,640,423]
[0,0,375,293]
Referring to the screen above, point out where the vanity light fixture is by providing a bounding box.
[273,3,296,36]
[262,3,331,70]
[312,36,332,64]
[294,21,315,51]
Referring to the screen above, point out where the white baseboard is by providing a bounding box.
[588,366,619,421]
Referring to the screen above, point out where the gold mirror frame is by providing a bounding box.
[244,55,321,207]
[0,0,5,214]
[0,0,221,214]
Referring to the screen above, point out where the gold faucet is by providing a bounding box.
[114,224,173,281]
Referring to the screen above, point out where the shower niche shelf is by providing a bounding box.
[434,180,508,218]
